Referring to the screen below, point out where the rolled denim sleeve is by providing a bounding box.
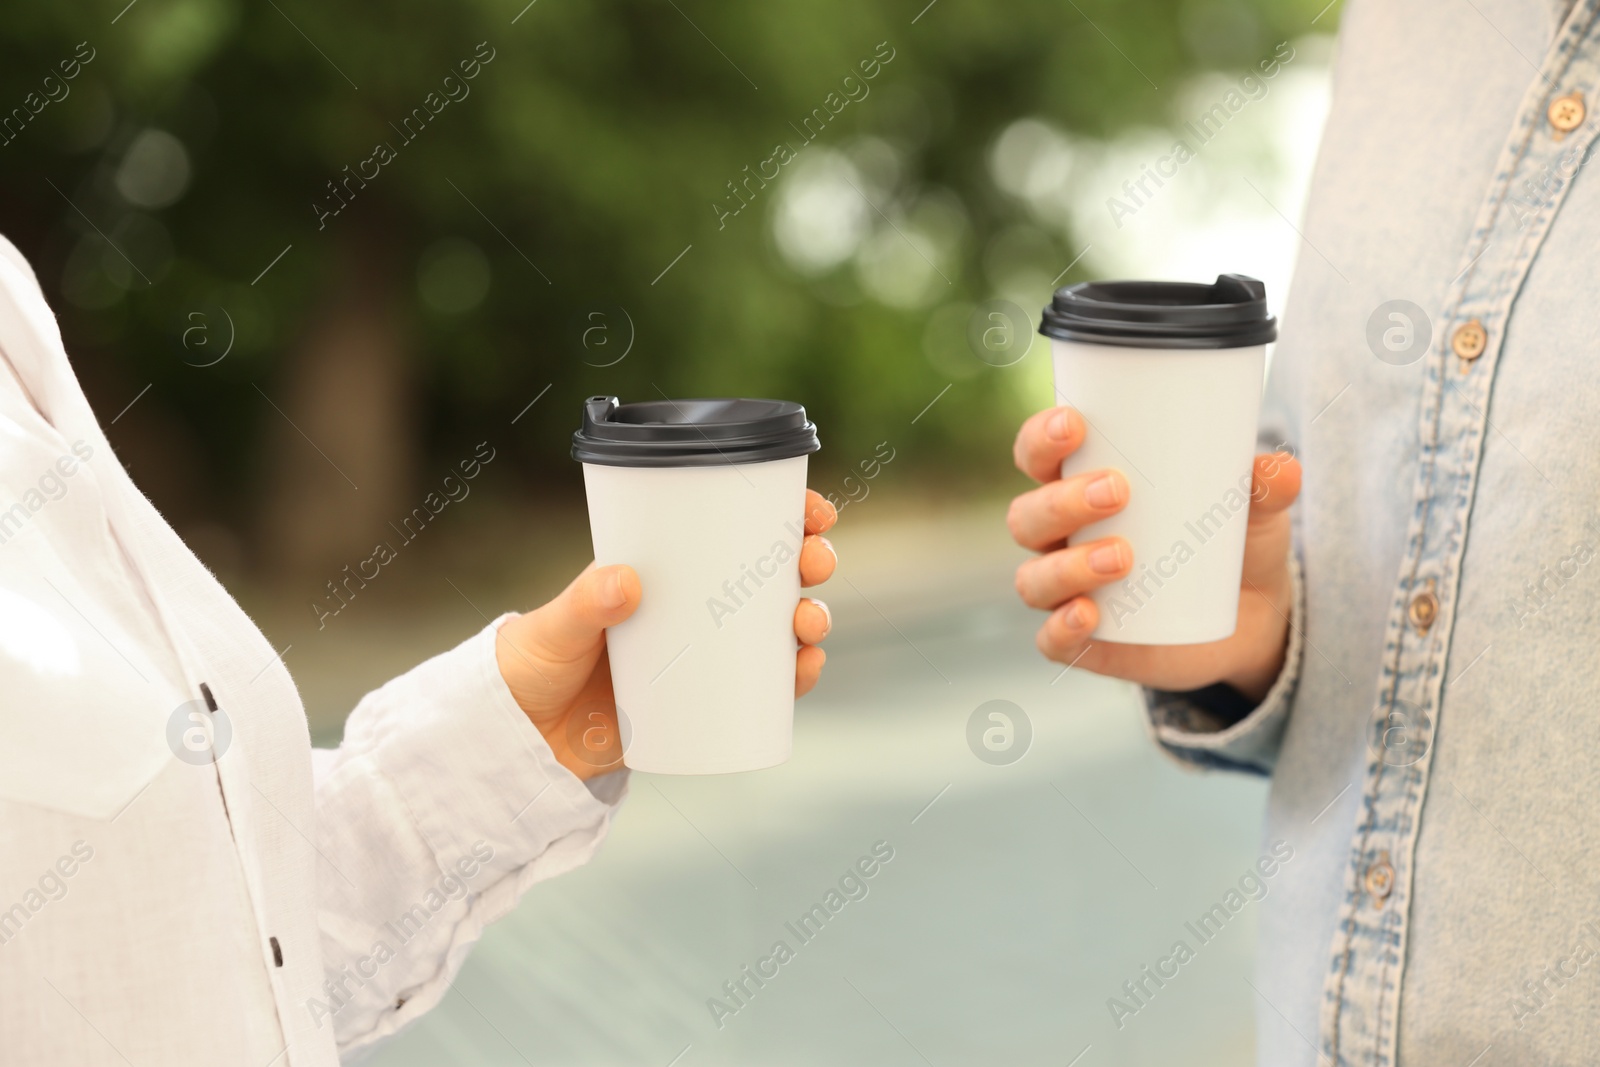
[1141,554,1304,776]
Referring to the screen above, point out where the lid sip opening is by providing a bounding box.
[1039,273,1278,349]
[572,395,821,468]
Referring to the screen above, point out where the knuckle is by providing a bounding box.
[1005,497,1024,540]
[1054,544,1083,584]
[1044,611,1071,649]
[1038,614,1073,660]
[1012,428,1034,473]
[1021,551,1067,607]
[1046,481,1078,527]
[1007,494,1041,543]
[1017,447,1040,480]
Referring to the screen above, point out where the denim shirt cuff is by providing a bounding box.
[1140,553,1305,776]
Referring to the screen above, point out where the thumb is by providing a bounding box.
[1247,451,1302,518]
[520,563,642,664]
[1241,452,1301,587]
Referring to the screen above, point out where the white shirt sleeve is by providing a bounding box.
[307,613,627,1057]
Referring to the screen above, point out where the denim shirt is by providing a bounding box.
[1145,0,1600,1063]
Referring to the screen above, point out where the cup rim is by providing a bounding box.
[1040,273,1277,349]
[572,395,821,468]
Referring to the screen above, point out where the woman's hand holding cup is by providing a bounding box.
[1008,405,1301,702]
[495,489,838,781]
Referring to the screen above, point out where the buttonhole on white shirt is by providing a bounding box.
[200,683,219,713]
[270,936,283,967]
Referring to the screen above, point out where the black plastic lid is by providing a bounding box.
[1039,273,1277,349]
[572,395,821,467]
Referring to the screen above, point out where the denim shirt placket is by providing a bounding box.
[1318,5,1600,1064]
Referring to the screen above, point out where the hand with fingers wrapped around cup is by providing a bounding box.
[1008,404,1301,702]
[495,489,838,781]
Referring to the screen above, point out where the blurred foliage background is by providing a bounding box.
[1,4,1341,1062]
[1,0,1327,581]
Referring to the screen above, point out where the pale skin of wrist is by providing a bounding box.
[1007,405,1302,703]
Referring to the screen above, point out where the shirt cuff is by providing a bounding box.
[346,613,628,885]
[1141,554,1305,776]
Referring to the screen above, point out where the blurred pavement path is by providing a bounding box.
[290,498,1271,1066]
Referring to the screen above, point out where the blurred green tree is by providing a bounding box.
[0,0,1329,574]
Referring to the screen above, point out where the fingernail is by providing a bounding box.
[1047,409,1076,441]
[810,598,833,637]
[601,570,628,609]
[818,536,837,565]
[1084,473,1125,509]
[1065,600,1090,629]
[1088,542,1127,574]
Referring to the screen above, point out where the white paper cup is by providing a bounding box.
[573,397,819,774]
[1040,275,1276,645]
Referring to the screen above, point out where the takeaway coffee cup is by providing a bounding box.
[1038,274,1277,645]
[572,396,820,774]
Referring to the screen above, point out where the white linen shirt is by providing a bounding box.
[0,234,626,1066]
